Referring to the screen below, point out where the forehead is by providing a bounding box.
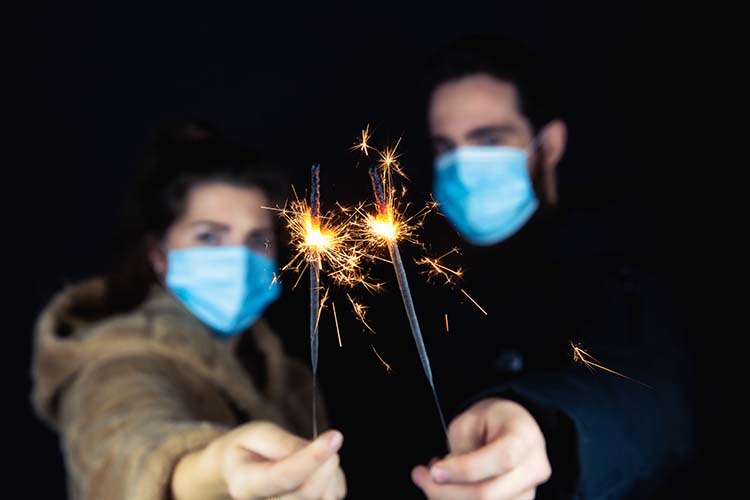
[428,73,527,135]
[181,182,271,225]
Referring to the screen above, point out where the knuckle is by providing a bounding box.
[226,482,243,500]
[454,459,475,480]
[226,479,253,500]
[449,423,475,449]
[496,445,516,470]
[476,483,496,500]
[247,419,273,434]
[539,458,552,482]
[272,473,297,492]
[300,488,319,500]
[335,468,347,497]
[311,442,335,462]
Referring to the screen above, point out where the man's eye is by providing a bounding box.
[479,136,502,146]
[434,144,453,157]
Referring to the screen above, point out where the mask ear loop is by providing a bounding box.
[527,133,543,154]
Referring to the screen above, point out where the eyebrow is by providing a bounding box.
[465,125,518,140]
[189,221,230,231]
[430,124,519,145]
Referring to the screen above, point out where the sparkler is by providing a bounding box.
[364,163,448,436]
[571,340,651,388]
[310,164,322,438]
[266,164,363,438]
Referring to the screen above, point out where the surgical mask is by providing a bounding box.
[165,246,281,336]
[433,140,540,246]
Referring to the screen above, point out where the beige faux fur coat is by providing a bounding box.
[31,277,323,500]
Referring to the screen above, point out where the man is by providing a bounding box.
[410,35,694,499]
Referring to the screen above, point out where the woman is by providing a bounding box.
[30,123,346,500]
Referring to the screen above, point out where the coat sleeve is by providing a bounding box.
[278,356,330,439]
[57,352,234,500]
[459,268,695,499]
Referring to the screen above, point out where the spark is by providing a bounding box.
[314,286,330,335]
[351,123,374,157]
[460,288,488,316]
[332,301,342,348]
[415,248,464,286]
[444,313,449,333]
[377,136,409,180]
[570,341,652,388]
[347,293,376,334]
[264,194,373,291]
[371,344,392,373]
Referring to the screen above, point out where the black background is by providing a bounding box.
[4,1,708,497]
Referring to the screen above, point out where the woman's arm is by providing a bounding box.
[58,351,345,500]
[58,352,232,499]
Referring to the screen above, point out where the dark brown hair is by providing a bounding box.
[103,121,287,314]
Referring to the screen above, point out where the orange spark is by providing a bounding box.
[416,248,464,286]
[332,301,342,348]
[460,288,488,316]
[570,341,651,388]
[351,124,374,157]
[371,344,392,373]
[347,293,377,334]
[264,187,377,291]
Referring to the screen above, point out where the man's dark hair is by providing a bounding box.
[424,34,563,132]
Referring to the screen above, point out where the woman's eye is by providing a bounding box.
[196,232,220,244]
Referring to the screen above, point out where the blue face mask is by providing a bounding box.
[433,142,539,246]
[165,246,281,336]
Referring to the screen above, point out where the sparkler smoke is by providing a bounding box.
[367,167,449,437]
[310,164,321,438]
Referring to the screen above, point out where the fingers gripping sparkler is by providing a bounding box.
[366,166,449,437]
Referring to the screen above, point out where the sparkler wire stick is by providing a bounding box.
[310,163,321,438]
[368,167,448,437]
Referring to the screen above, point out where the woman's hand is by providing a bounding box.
[412,398,551,500]
[172,421,346,500]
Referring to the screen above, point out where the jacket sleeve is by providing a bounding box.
[460,268,695,499]
[57,352,234,500]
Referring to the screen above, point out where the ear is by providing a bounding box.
[147,239,167,278]
[539,119,568,206]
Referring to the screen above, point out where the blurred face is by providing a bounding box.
[150,182,276,276]
[429,73,537,171]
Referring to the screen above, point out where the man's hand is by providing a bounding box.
[173,421,346,500]
[412,398,550,500]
